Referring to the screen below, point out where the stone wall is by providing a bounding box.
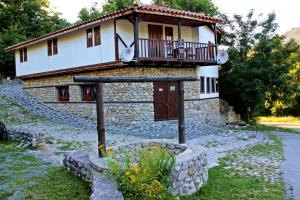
[63,142,208,197]
[22,67,222,125]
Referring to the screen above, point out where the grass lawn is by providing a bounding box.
[240,124,300,134]
[0,141,91,200]
[181,134,286,200]
[258,116,300,123]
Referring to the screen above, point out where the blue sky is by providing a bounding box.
[49,0,300,34]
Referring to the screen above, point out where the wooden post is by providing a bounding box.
[114,19,119,60]
[178,18,182,39]
[133,13,139,59]
[214,24,218,58]
[96,83,106,157]
[178,81,185,144]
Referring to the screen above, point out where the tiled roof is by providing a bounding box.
[5,5,223,52]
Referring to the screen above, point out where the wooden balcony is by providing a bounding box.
[137,38,217,64]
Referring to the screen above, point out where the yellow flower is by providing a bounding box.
[125,171,130,176]
[132,163,141,174]
[107,147,114,156]
[129,175,136,183]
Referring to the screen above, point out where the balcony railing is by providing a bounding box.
[138,38,217,62]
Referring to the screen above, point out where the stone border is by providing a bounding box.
[6,127,45,147]
[63,142,208,197]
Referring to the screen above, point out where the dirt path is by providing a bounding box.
[273,132,300,200]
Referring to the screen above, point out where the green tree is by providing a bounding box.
[220,10,300,119]
[0,0,69,78]
[152,0,218,16]
[77,2,102,23]
[102,0,140,15]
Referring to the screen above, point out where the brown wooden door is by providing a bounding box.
[148,25,163,58]
[153,82,179,121]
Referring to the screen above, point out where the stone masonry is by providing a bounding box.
[22,67,222,125]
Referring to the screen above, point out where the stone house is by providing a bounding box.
[5,5,224,125]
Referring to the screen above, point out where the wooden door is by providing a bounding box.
[153,82,179,121]
[148,25,163,58]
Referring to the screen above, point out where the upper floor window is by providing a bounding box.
[57,86,69,102]
[19,48,27,63]
[48,38,58,56]
[165,27,173,41]
[87,26,101,48]
[81,85,96,101]
[200,76,205,94]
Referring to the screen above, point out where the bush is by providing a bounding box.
[106,146,176,200]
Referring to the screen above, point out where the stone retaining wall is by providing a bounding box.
[63,142,208,197]
[6,128,45,147]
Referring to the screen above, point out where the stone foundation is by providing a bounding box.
[22,67,222,125]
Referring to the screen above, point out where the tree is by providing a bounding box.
[219,10,300,119]
[152,0,218,16]
[102,0,140,15]
[77,2,102,23]
[0,0,69,77]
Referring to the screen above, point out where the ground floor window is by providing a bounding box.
[81,85,96,101]
[200,76,205,93]
[57,86,69,102]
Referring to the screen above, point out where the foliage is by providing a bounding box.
[77,0,140,23]
[102,0,140,15]
[220,10,300,119]
[107,146,176,200]
[0,0,70,77]
[258,116,300,123]
[152,0,218,16]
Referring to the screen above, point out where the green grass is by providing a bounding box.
[0,95,48,125]
[23,167,91,200]
[258,116,300,123]
[0,141,91,200]
[181,134,285,200]
[239,124,300,134]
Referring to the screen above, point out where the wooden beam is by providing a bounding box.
[114,19,119,60]
[74,76,198,83]
[178,81,185,144]
[133,13,139,58]
[96,83,106,157]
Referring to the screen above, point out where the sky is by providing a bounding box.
[49,0,300,34]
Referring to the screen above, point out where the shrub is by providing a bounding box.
[106,146,176,200]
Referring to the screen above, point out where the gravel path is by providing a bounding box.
[274,132,300,200]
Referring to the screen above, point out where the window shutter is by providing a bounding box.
[48,40,52,56]
[53,38,58,55]
[20,49,23,63]
[87,29,93,48]
[94,26,101,46]
[24,48,27,62]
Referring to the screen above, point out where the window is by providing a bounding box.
[82,85,96,101]
[87,26,101,48]
[87,28,93,48]
[19,48,27,63]
[200,76,205,93]
[48,38,58,56]
[57,86,69,102]
[94,26,101,46]
[165,27,173,41]
[211,78,216,93]
[206,77,211,93]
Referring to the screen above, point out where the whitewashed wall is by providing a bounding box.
[16,20,216,77]
[196,65,220,99]
[16,20,115,76]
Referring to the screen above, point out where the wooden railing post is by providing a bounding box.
[96,83,106,157]
[134,13,139,59]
